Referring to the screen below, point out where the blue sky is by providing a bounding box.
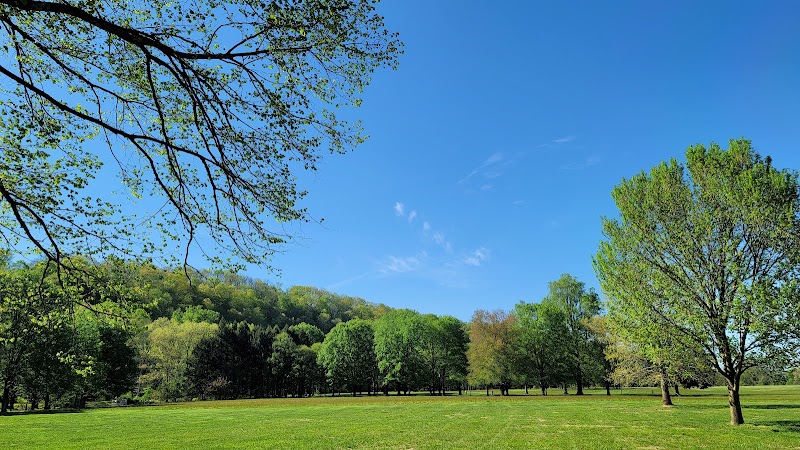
[25,1,793,321]
[246,0,800,320]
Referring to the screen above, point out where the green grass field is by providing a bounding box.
[3,386,800,449]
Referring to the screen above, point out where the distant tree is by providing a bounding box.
[270,331,298,397]
[91,325,138,399]
[374,309,424,394]
[544,275,601,395]
[289,322,325,347]
[249,323,279,397]
[581,315,616,396]
[186,333,229,400]
[318,319,377,396]
[514,301,569,395]
[292,344,324,397]
[417,314,468,395]
[434,315,469,394]
[740,365,788,386]
[187,322,277,400]
[467,310,516,395]
[17,305,76,410]
[0,267,71,412]
[172,305,220,324]
[787,368,800,385]
[595,139,800,424]
[145,318,217,401]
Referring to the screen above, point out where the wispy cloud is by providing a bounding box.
[464,247,490,266]
[377,252,483,288]
[433,232,452,252]
[395,205,443,249]
[539,135,578,148]
[385,203,490,287]
[379,255,421,274]
[553,135,576,144]
[458,152,505,184]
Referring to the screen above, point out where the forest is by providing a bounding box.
[2,255,796,415]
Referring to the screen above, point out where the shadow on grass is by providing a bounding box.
[745,404,800,410]
[756,420,800,433]
[2,408,83,416]
[615,391,722,398]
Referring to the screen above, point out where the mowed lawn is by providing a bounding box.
[3,386,800,449]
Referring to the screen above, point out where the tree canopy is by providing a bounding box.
[317,318,376,395]
[595,139,800,425]
[513,300,569,395]
[0,0,401,270]
[467,309,516,395]
[543,274,601,395]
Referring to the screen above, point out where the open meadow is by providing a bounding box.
[3,386,800,449]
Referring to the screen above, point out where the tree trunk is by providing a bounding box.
[728,380,744,425]
[1,384,9,413]
[563,383,568,395]
[576,370,584,395]
[660,370,673,406]
[674,383,680,396]
[605,381,611,396]
[486,386,489,396]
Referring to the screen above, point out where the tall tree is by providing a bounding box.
[544,274,600,395]
[270,331,298,397]
[373,309,423,394]
[144,317,218,401]
[581,315,616,396]
[417,314,469,395]
[513,301,569,395]
[0,266,72,412]
[186,322,277,400]
[467,310,516,396]
[0,0,401,271]
[434,315,469,395]
[317,319,377,396]
[595,139,800,425]
[291,343,323,397]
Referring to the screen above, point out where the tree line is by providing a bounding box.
[4,254,792,415]
[0,258,392,411]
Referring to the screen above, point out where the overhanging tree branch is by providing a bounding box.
[0,0,401,271]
